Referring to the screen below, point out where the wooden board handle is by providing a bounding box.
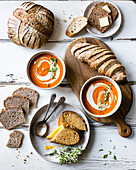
[116,121,132,137]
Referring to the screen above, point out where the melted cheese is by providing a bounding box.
[46,125,63,140]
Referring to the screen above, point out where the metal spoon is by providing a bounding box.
[34,96,65,137]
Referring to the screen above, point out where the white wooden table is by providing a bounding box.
[0,1,136,169]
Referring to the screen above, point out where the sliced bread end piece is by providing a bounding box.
[0,106,25,130]
[111,71,127,83]
[68,37,87,50]
[66,16,87,37]
[6,130,24,148]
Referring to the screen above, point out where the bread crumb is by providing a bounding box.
[30,152,33,154]
[63,19,67,22]
[12,165,14,167]
[24,159,26,161]
[26,155,29,158]
[69,17,71,19]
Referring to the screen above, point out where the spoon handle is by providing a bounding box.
[43,93,56,121]
[45,96,65,122]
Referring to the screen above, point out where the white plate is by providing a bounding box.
[29,102,90,163]
[84,1,122,38]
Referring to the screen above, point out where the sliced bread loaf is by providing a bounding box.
[58,111,87,131]
[66,16,87,37]
[12,87,39,108]
[98,59,120,75]
[6,130,24,148]
[68,37,87,50]
[47,125,80,145]
[4,95,30,114]
[105,64,125,77]
[90,55,116,70]
[0,106,25,130]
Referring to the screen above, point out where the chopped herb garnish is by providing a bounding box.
[98,149,103,152]
[113,145,115,149]
[100,101,102,104]
[109,151,112,155]
[107,84,112,90]
[54,58,57,63]
[103,154,108,159]
[113,155,117,160]
[54,63,57,66]
[114,96,117,103]
[52,77,56,79]
[110,140,112,142]
[124,146,127,148]
[47,84,50,87]
[50,58,54,62]
[104,163,106,165]
[48,150,57,156]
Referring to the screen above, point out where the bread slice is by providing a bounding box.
[71,43,90,55]
[47,125,80,145]
[6,130,24,148]
[0,106,25,130]
[12,87,39,108]
[4,95,30,114]
[95,2,118,21]
[75,45,101,58]
[105,64,125,77]
[58,111,87,131]
[87,6,112,33]
[66,16,87,37]
[111,71,127,83]
[68,37,87,50]
[87,50,114,63]
[90,55,116,70]
[98,59,120,75]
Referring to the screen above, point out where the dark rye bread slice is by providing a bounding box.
[4,95,30,114]
[90,54,116,70]
[105,63,125,77]
[13,87,39,108]
[74,44,99,58]
[87,6,112,33]
[95,2,118,21]
[0,106,25,130]
[58,111,87,131]
[6,130,24,148]
[111,71,127,83]
[49,126,80,145]
[87,50,114,63]
[98,59,120,75]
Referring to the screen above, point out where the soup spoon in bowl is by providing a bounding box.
[34,95,65,137]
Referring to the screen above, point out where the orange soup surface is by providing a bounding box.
[29,54,64,88]
[82,79,118,115]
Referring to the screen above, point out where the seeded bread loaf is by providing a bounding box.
[0,106,25,130]
[4,95,30,114]
[13,87,39,108]
[58,111,87,131]
[6,130,24,148]
[66,17,87,37]
[48,125,80,145]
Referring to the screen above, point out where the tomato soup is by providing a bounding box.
[29,54,64,88]
[82,79,118,116]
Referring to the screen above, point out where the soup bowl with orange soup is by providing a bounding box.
[80,76,122,118]
[27,51,66,89]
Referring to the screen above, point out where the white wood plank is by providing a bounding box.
[0,1,136,41]
[0,41,136,84]
[0,127,136,170]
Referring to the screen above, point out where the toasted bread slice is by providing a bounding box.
[66,16,87,37]
[6,130,24,148]
[58,111,87,131]
[4,95,30,114]
[48,125,80,145]
[98,59,120,75]
[105,64,125,77]
[111,71,127,83]
[0,106,25,130]
[68,37,87,50]
[90,55,116,70]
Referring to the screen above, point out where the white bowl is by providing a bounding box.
[27,50,66,90]
[80,76,122,118]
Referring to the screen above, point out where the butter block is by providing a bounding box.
[99,16,110,28]
[102,5,111,13]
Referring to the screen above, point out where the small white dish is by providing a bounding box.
[84,1,122,38]
[27,50,66,90]
[80,76,122,118]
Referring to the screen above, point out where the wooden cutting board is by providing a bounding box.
[64,38,133,138]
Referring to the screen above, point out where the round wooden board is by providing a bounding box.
[64,37,133,137]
